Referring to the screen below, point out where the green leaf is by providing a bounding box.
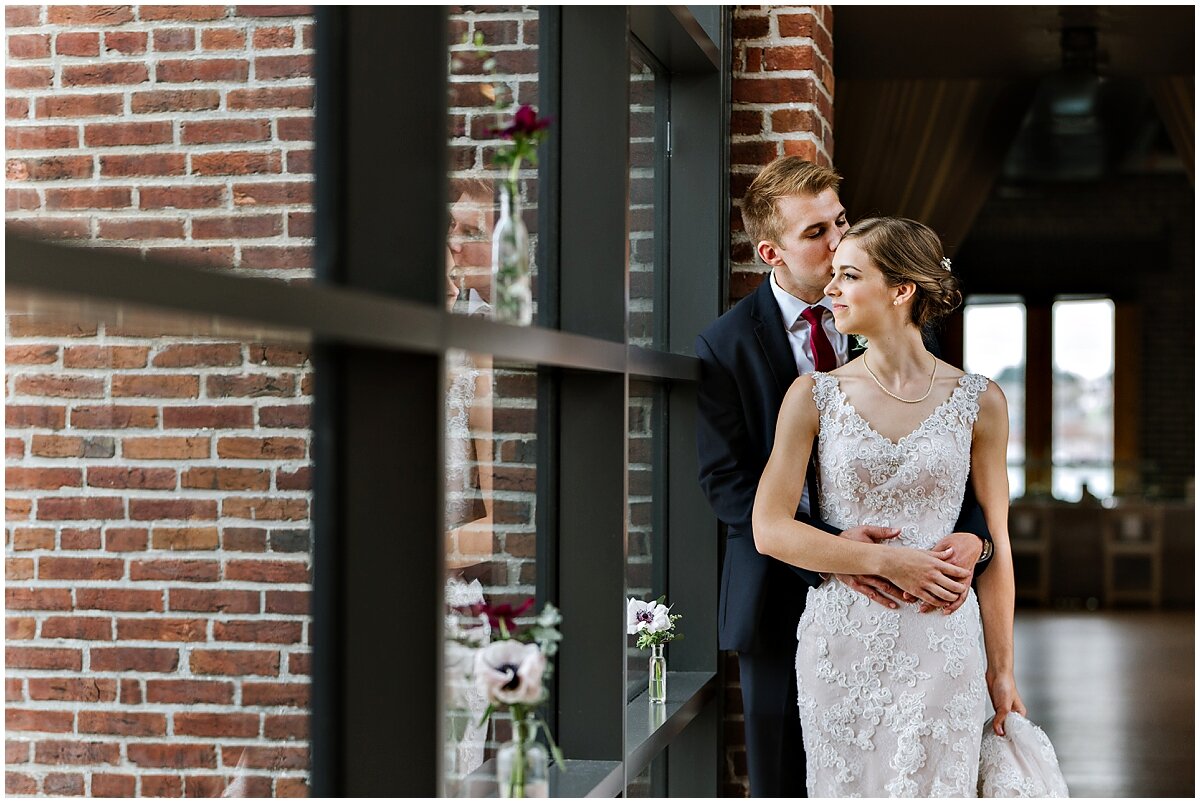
[538,715,566,770]
[477,702,496,730]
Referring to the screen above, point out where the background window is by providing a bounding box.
[1052,297,1115,501]
[963,297,1027,498]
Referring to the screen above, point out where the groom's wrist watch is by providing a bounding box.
[976,536,993,563]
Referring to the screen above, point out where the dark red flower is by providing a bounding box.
[461,597,536,635]
[492,105,552,139]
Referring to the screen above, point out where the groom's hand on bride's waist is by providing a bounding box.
[830,525,907,610]
[910,531,981,614]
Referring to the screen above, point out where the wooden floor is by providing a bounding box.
[1013,609,1194,798]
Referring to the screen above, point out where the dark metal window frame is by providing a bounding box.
[6,6,728,796]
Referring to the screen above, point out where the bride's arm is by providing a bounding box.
[972,380,1027,735]
[752,376,970,605]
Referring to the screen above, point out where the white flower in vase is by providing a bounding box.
[626,597,672,634]
[474,639,547,706]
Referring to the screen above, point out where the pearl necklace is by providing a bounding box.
[864,354,937,404]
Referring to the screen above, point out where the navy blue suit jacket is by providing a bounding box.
[696,277,993,652]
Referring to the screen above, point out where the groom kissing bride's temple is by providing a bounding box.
[698,158,1066,797]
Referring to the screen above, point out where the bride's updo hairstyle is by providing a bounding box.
[841,217,962,329]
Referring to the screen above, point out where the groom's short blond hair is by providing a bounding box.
[741,157,842,247]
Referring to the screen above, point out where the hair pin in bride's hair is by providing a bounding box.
[940,257,952,272]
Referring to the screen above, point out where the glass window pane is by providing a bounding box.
[628,43,664,348]
[5,296,313,797]
[1052,298,1115,501]
[442,353,538,797]
[627,754,665,797]
[625,380,664,701]
[963,298,1026,498]
[447,7,541,319]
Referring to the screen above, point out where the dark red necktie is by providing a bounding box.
[799,306,837,372]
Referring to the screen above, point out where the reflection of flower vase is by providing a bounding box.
[496,714,549,798]
[649,698,667,730]
[648,644,666,703]
[491,181,532,325]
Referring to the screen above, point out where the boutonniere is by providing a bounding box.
[852,334,869,351]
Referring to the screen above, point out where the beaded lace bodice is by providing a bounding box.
[445,352,481,530]
[811,371,990,550]
[794,371,993,797]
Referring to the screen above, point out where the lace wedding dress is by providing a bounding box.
[445,350,484,534]
[795,372,991,797]
[444,577,489,791]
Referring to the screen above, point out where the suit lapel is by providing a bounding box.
[751,277,799,397]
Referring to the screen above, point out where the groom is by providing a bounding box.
[696,157,994,797]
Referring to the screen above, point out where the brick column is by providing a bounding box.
[730,5,835,304]
[723,6,835,797]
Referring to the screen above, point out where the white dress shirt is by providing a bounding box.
[769,270,850,376]
[769,270,849,515]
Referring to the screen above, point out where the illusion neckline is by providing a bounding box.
[817,372,975,448]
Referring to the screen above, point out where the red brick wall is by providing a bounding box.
[729,5,834,305]
[723,5,835,797]
[5,4,315,274]
[5,5,316,797]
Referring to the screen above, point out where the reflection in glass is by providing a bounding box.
[963,298,1027,497]
[443,6,542,769]
[447,178,498,316]
[443,353,538,796]
[629,43,662,348]
[1052,298,1115,501]
[627,754,665,797]
[447,7,541,320]
[4,300,314,795]
[626,380,663,698]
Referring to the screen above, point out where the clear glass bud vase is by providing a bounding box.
[648,643,667,703]
[491,181,532,325]
[496,714,549,798]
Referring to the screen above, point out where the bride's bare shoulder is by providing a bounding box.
[935,358,966,380]
[780,374,821,427]
[784,372,818,401]
[975,377,1009,423]
[829,355,864,377]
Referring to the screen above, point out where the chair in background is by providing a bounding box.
[1009,504,1052,607]
[1102,504,1164,608]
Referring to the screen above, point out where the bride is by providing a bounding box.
[753,217,1027,796]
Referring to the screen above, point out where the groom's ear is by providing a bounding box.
[757,240,783,266]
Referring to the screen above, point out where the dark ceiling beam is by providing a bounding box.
[833,6,1193,80]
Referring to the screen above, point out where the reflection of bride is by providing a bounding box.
[444,576,489,791]
[444,330,493,567]
[445,177,495,569]
[443,178,496,792]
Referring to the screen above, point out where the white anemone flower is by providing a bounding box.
[474,640,546,706]
[627,597,672,634]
